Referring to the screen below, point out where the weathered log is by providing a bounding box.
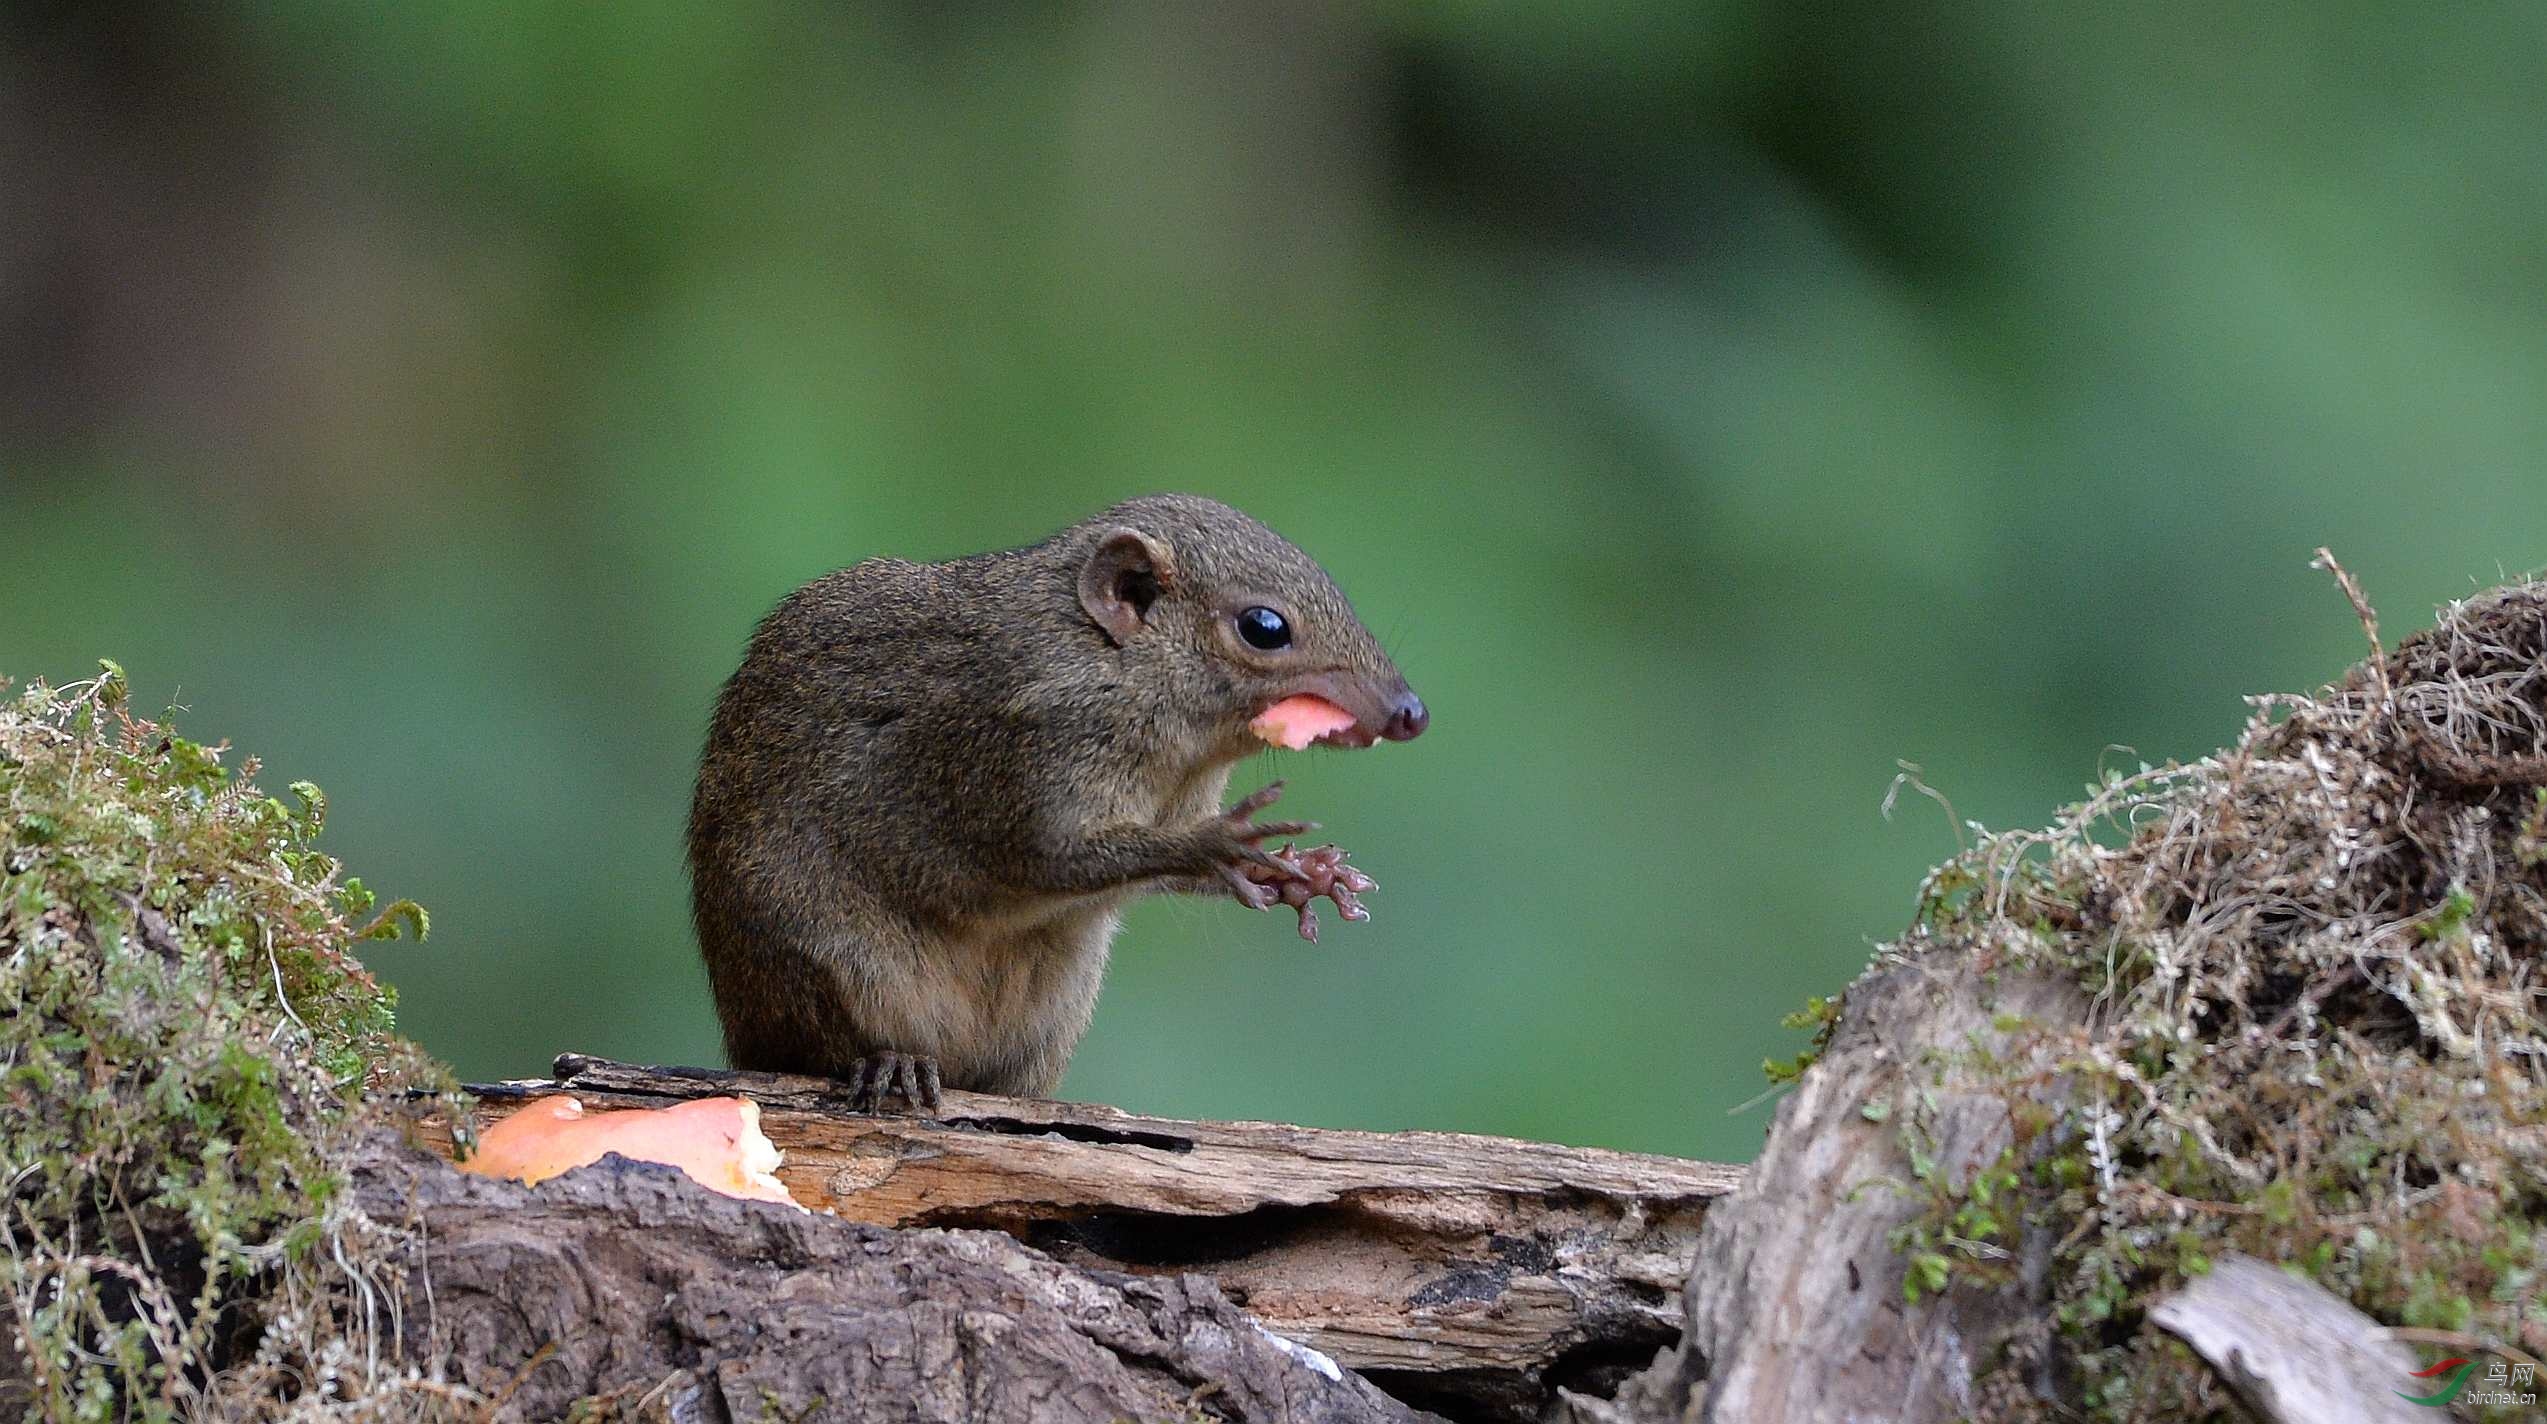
[406,1054,1742,1422]
[1614,961,2085,1423]
[2147,1253,2428,1424]
[353,1137,1422,1423]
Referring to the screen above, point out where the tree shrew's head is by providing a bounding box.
[1068,493,1426,754]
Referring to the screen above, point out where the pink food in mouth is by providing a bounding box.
[1250,695,1358,750]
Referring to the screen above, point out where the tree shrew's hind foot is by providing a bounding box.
[846,1051,942,1113]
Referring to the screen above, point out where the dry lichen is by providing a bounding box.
[0,665,458,1421]
[1849,565,2547,1420]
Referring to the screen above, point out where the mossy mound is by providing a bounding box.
[1870,571,2547,1419]
[0,666,452,1421]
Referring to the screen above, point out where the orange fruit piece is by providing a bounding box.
[459,1094,802,1209]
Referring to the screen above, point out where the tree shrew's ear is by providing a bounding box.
[1078,528,1173,645]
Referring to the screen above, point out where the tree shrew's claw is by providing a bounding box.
[847,1051,942,1114]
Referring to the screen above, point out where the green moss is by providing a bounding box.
[1884,1110,2027,1305]
[1761,993,1838,1085]
[0,665,453,1420]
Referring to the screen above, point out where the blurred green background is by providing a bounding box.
[4,4,2541,1162]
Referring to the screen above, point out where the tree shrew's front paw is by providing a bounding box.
[1202,780,1318,909]
[1202,782,1376,940]
[1243,843,1375,943]
[845,1051,942,1114]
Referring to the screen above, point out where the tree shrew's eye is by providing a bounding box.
[1236,606,1292,651]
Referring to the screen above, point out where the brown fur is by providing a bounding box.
[687,494,1419,1097]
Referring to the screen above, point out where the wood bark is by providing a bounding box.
[1600,961,2086,1423]
[2147,1253,2428,1424]
[353,1137,1422,1424]
[405,1055,1743,1423]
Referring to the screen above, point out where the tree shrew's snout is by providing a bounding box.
[1378,687,1428,742]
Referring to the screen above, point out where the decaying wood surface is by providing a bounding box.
[2147,1253,2429,1424]
[354,1137,1422,1424]
[408,1054,1742,1422]
[1608,960,2086,1423]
